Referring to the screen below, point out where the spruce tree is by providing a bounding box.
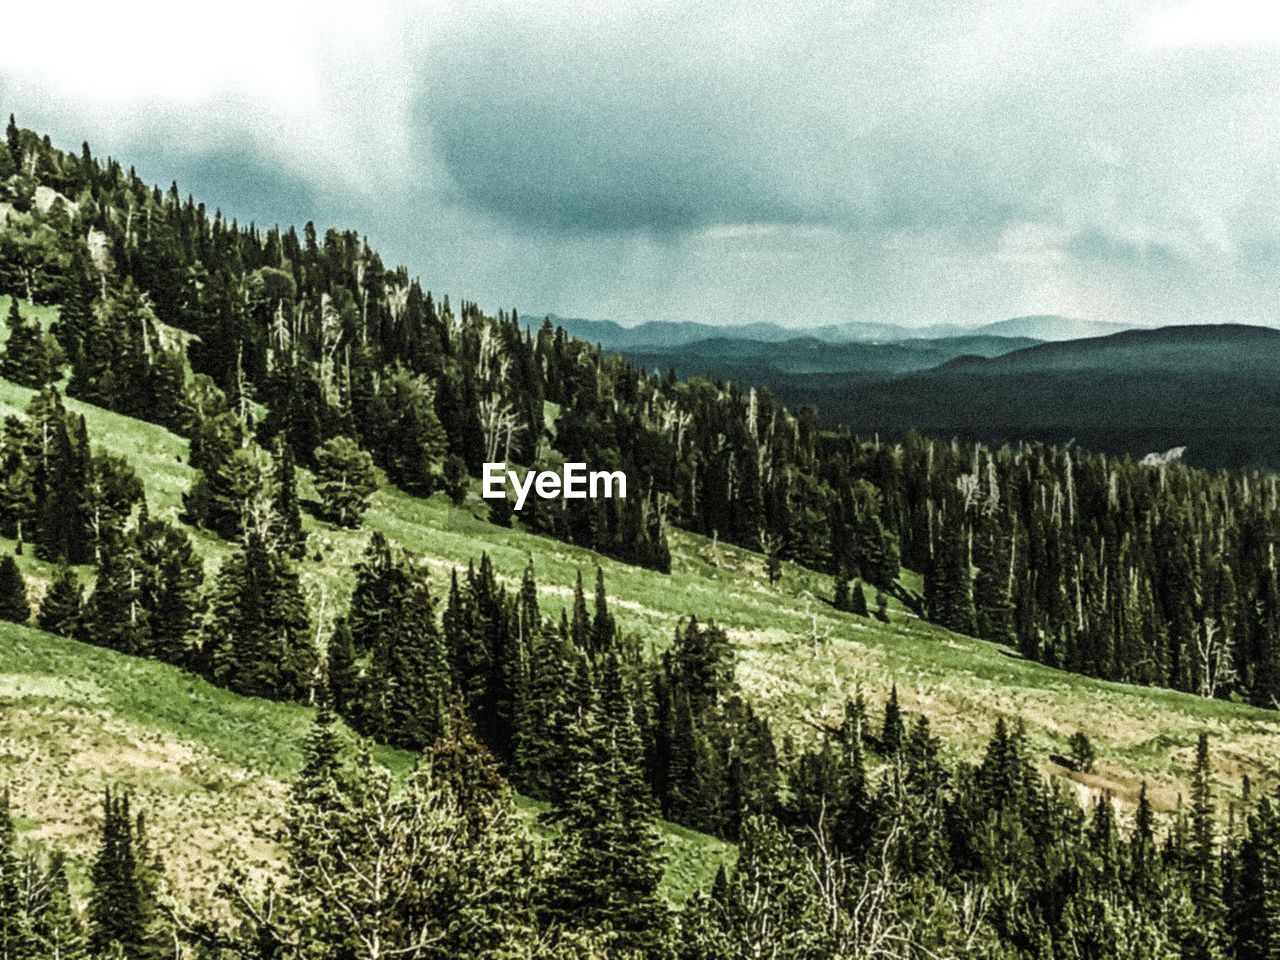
[926,505,974,635]
[272,437,306,559]
[544,663,668,952]
[1,298,50,388]
[364,566,448,749]
[28,852,83,959]
[569,570,591,652]
[313,435,379,529]
[326,618,361,720]
[973,512,1014,644]
[881,683,904,755]
[88,791,150,958]
[833,568,850,612]
[0,787,32,958]
[591,565,615,654]
[1188,732,1226,954]
[37,565,81,635]
[203,533,316,701]
[0,556,28,624]
[851,579,869,617]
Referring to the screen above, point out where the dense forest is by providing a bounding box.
[4,113,1280,957]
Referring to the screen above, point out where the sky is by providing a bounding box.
[2,0,1279,329]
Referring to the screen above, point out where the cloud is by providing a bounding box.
[1,0,1278,326]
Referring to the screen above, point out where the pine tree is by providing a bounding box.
[28,853,84,959]
[0,556,28,624]
[0,787,33,958]
[292,699,345,812]
[833,568,850,612]
[81,540,148,655]
[973,512,1014,644]
[1188,732,1226,955]
[203,533,316,700]
[926,505,974,635]
[88,791,151,958]
[37,565,81,635]
[327,618,361,719]
[1234,793,1280,960]
[348,532,399,653]
[364,566,448,749]
[272,437,306,559]
[851,579,869,617]
[569,570,591,652]
[544,664,668,951]
[124,513,203,666]
[591,565,615,654]
[881,683,904,755]
[313,435,380,529]
[1,298,50,388]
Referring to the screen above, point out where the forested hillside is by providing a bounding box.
[5,114,1280,958]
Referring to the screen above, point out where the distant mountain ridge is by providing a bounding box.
[525,312,1139,349]
[624,334,1040,378]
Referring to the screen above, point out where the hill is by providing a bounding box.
[624,333,1039,379]
[5,119,1280,953]
[775,324,1280,469]
[0,620,732,906]
[966,314,1133,341]
[2,370,1277,893]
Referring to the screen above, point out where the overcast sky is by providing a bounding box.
[2,0,1279,328]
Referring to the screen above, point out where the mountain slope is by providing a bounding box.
[0,620,732,905]
[0,368,1276,875]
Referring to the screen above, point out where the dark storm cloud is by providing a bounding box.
[3,0,1280,325]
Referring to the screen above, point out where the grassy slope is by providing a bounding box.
[2,299,1280,901]
[0,620,729,905]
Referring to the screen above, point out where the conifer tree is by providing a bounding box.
[271,437,306,559]
[1,298,51,388]
[313,435,379,529]
[569,570,591,652]
[88,790,154,959]
[326,618,361,719]
[0,787,32,958]
[544,662,668,952]
[1188,732,1226,955]
[27,853,83,960]
[881,683,904,755]
[851,579,869,617]
[926,504,974,635]
[591,565,615,654]
[1234,793,1280,960]
[81,540,148,655]
[363,565,448,749]
[203,533,316,701]
[37,565,81,636]
[348,532,400,653]
[292,698,344,813]
[973,511,1014,644]
[833,567,850,612]
[0,556,28,624]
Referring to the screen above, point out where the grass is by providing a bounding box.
[1,295,1278,902]
[0,621,731,905]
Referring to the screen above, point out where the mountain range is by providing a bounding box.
[528,313,1136,348]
